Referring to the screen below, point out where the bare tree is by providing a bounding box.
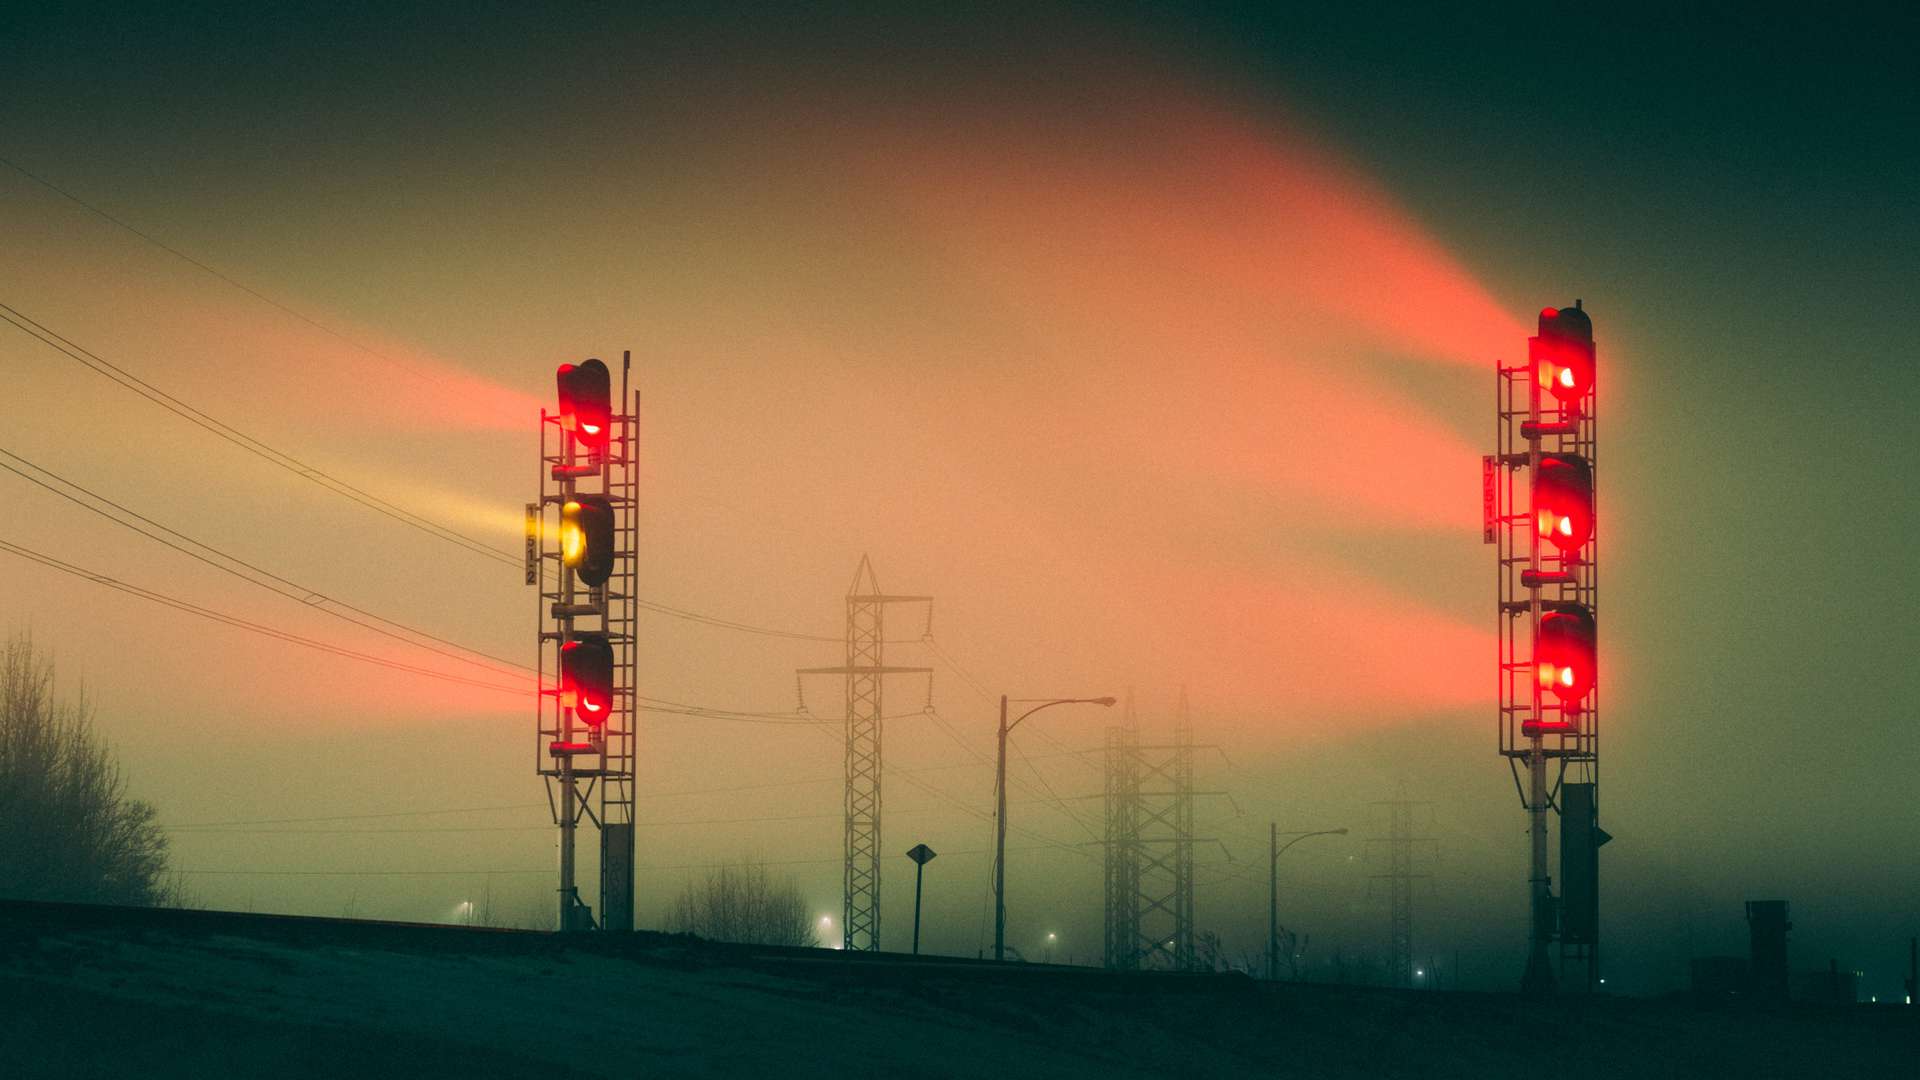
[0,635,177,906]
[668,859,818,947]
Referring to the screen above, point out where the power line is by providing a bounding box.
[169,793,1092,836]
[0,445,531,679]
[167,803,547,829]
[0,154,422,381]
[923,634,1101,773]
[0,535,531,695]
[157,749,1104,832]
[0,301,858,645]
[0,533,849,722]
[174,841,1095,879]
[172,868,551,877]
[0,301,518,566]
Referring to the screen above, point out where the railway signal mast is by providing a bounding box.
[1489,304,1609,993]
[534,355,639,932]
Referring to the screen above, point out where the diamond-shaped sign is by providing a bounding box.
[906,843,937,865]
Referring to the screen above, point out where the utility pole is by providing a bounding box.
[798,557,929,952]
[995,695,1009,961]
[1268,825,1349,980]
[995,693,1115,961]
[1269,823,1278,981]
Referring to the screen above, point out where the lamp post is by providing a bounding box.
[1269,825,1348,980]
[995,694,1116,962]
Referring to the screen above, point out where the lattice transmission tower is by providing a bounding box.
[1367,790,1433,988]
[797,556,928,952]
[1102,689,1200,970]
[1102,714,1140,969]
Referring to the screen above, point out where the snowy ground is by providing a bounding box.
[2,903,1914,1078]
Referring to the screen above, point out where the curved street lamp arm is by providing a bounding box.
[1275,828,1349,860]
[1007,696,1116,733]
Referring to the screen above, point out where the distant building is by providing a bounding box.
[1791,964,1859,1005]
[1745,900,1792,1002]
[1690,956,1749,1005]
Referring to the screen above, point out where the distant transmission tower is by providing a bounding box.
[1103,688,1204,970]
[1368,789,1433,987]
[1173,689,1196,971]
[797,556,929,952]
[1102,708,1140,969]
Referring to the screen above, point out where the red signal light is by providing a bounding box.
[1534,454,1593,556]
[559,634,614,727]
[1535,606,1596,712]
[556,359,612,451]
[1531,306,1595,411]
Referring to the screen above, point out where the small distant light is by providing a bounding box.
[1415,969,1424,977]
[1048,933,1057,940]
[1599,978,1607,985]
[819,916,832,925]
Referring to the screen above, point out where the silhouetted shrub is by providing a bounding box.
[0,635,176,906]
[668,859,817,947]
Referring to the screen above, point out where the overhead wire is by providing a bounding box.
[168,793,1088,836]
[0,536,531,695]
[0,445,532,679]
[0,301,518,567]
[0,153,424,382]
[0,301,862,645]
[157,748,1106,832]
[0,533,874,723]
[171,840,1090,879]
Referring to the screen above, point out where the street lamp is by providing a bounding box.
[995,694,1116,962]
[1269,826,1348,981]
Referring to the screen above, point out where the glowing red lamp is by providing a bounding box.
[1531,305,1595,411]
[560,634,614,728]
[1535,606,1596,712]
[1534,454,1594,556]
[555,358,612,450]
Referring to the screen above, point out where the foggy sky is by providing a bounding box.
[2,4,1915,997]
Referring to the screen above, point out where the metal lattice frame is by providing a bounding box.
[1494,315,1600,990]
[535,360,639,932]
[1366,792,1433,988]
[1102,693,1212,972]
[1102,722,1140,970]
[798,557,929,952]
[844,563,884,952]
[1383,800,1415,987]
[1172,693,1196,972]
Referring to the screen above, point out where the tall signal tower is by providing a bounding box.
[798,556,929,951]
[1489,303,1608,993]
[533,354,638,932]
